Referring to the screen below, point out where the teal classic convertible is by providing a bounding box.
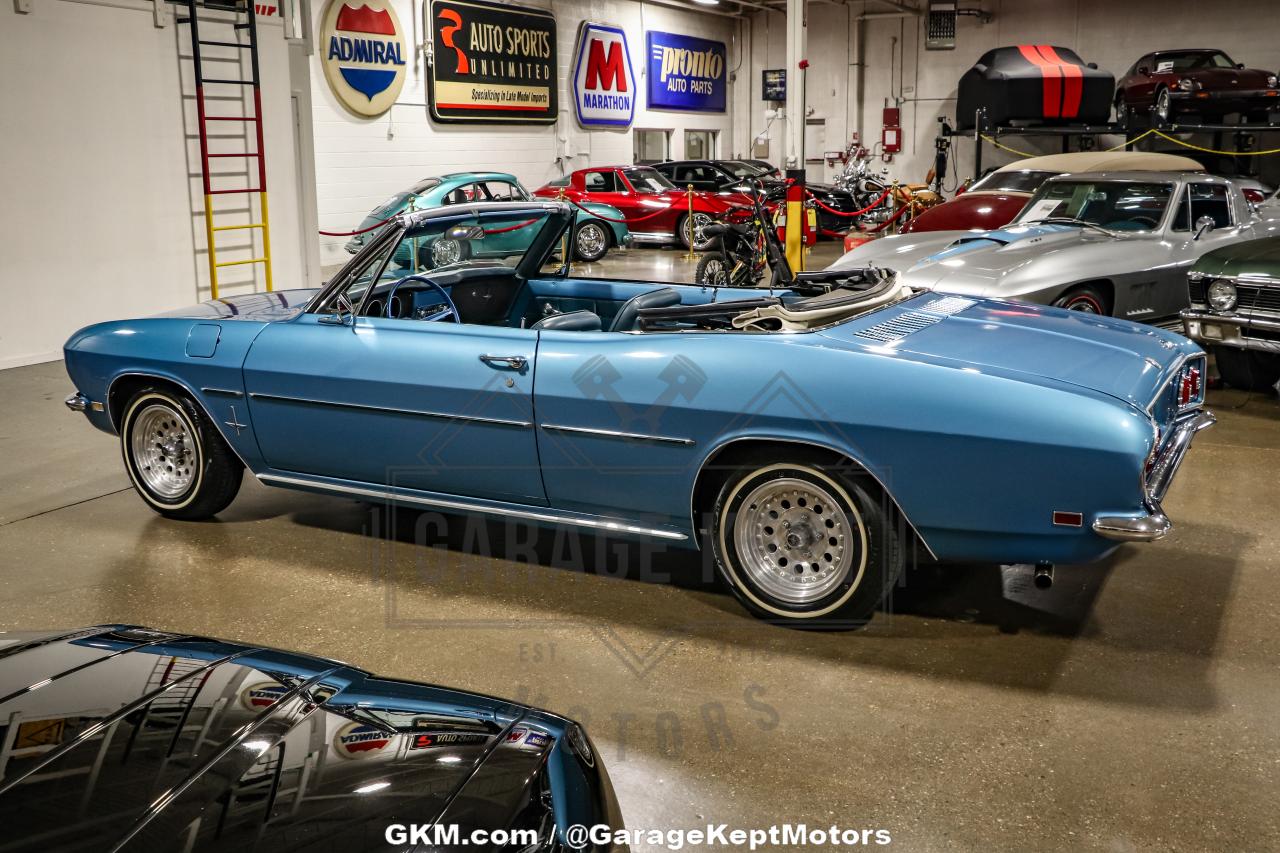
[64,201,1213,629]
[343,171,629,263]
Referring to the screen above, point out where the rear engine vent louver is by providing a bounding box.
[855,296,975,344]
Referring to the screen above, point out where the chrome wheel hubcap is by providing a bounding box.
[732,477,857,606]
[432,239,462,267]
[131,404,196,499]
[577,224,606,258]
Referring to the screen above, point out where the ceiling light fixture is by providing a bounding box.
[692,0,721,5]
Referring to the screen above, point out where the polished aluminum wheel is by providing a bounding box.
[431,238,462,267]
[1155,89,1171,123]
[732,477,858,606]
[688,212,715,249]
[576,222,607,260]
[130,404,197,500]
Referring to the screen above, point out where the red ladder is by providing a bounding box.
[177,0,273,299]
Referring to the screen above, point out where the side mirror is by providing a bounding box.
[1137,66,1149,76]
[319,292,357,329]
[1194,215,1216,239]
[1236,63,1246,69]
[1087,62,1098,70]
[445,223,485,240]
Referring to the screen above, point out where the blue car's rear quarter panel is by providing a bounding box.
[534,320,1153,565]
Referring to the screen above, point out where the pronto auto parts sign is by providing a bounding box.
[646,31,726,113]
[319,0,408,117]
[428,0,557,124]
[572,22,635,128]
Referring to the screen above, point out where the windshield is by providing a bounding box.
[724,160,764,179]
[1015,180,1175,231]
[623,168,676,193]
[1153,51,1235,72]
[318,207,560,315]
[970,169,1056,194]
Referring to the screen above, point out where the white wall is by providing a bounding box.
[746,0,1280,189]
[311,0,741,266]
[0,0,318,370]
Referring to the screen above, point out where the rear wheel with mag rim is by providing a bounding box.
[710,456,904,629]
[573,221,610,262]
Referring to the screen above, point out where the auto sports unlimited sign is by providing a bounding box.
[428,0,557,124]
[646,31,726,113]
[320,0,408,117]
[572,22,636,128]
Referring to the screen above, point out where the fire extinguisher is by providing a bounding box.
[882,107,902,156]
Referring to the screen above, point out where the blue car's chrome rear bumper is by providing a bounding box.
[1093,409,1216,542]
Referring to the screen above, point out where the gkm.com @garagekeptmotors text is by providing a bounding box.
[385,822,894,849]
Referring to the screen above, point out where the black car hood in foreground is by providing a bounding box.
[0,626,623,852]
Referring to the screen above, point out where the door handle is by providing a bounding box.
[479,354,528,370]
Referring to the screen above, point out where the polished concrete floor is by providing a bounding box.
[4,260,1279,850]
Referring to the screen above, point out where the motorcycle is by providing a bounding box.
[696,183,809,289]
[834,147,944,231]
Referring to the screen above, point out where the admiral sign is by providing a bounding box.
[320,0,408,117]
[333,721,396,758]
[572,22,635,128]
[646,31,726,113]
[428,0,557,124]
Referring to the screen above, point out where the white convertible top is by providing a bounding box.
[995,150,1203,175]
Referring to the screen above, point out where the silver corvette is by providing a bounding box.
[831,171,1280,322]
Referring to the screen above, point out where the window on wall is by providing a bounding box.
[684,130,717,161]
[633,129,670,164]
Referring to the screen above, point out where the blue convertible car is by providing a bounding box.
[64,201,1213,628]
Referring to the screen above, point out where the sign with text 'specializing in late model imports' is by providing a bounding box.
[320,0,408,117]
[428,0,557,124]
[646,31,726,113]
[572,22,636,128]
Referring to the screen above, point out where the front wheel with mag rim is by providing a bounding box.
[710,457,904,629]
[121,387,243,520]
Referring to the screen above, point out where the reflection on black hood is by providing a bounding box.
[0,626,625,852]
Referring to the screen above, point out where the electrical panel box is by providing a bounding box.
[926,1,958,50]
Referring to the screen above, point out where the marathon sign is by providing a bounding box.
[646,31,726,113]
[572,22,636,128]
[427,0,557,124]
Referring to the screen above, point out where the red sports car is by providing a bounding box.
[534,166,751,250]
[1116,49,1280,126]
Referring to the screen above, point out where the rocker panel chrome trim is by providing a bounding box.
[256,473,689,541]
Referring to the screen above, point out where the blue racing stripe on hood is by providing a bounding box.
[924,223,1074,263]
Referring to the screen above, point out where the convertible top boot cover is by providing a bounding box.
[957,45,1115,130]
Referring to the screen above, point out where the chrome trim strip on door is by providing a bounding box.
[257,473,689,541]
[247,392,534,429]
[539,423,696,446]
[201,387,244,398]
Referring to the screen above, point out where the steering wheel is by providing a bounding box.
[382,275,459,323]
